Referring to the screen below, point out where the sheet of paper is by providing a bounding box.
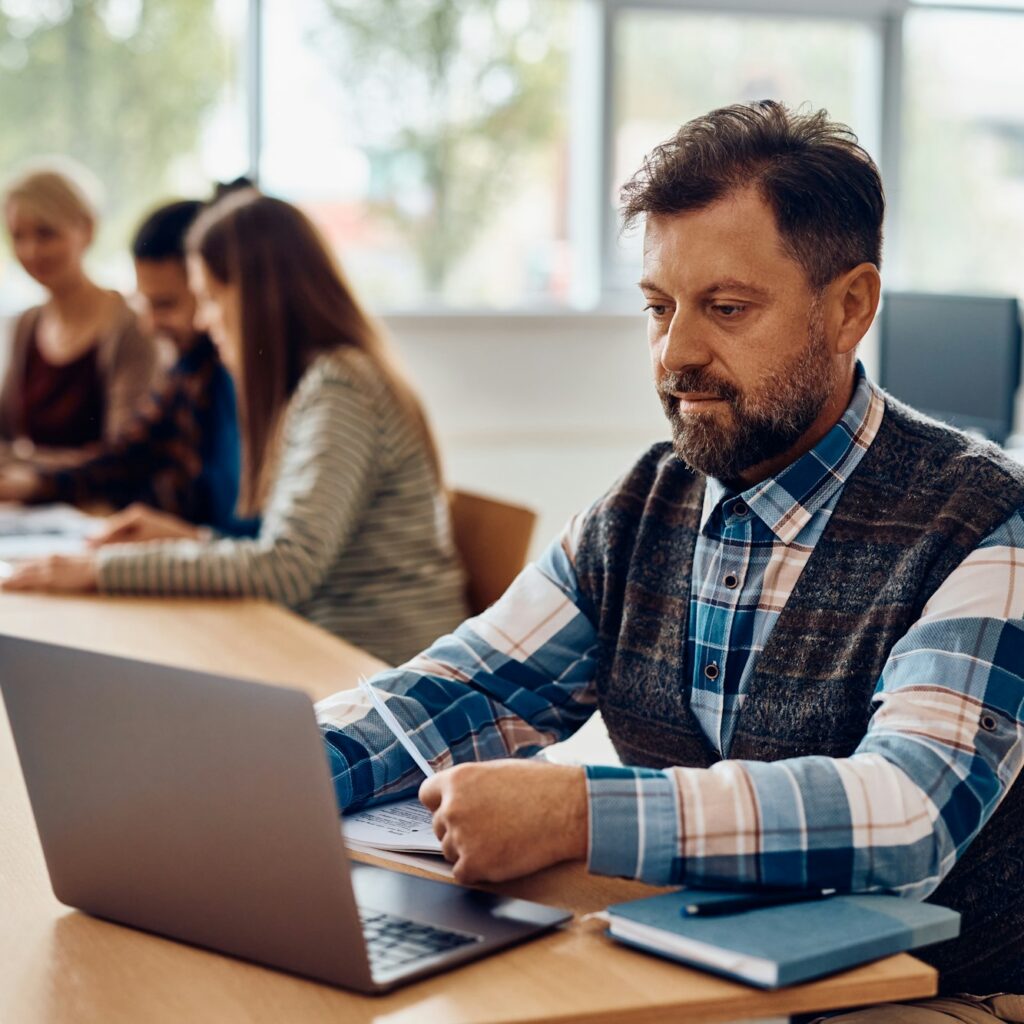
[0,536,89,560]
[342,797,443,853]
[0,503,101,538]
[0,503,103,562]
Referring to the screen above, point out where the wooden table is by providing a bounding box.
[0,593,938,1024]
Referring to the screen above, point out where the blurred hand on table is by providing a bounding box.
[1,553,98,593]
[1,504,204,594]
[87,503,204,547]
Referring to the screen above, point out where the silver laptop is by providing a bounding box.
[0,635,571,993]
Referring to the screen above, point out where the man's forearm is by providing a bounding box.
[317,524,602,811]
[587,516,1024,893]
[585,753,947,893]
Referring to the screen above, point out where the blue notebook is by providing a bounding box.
[607,890,959,988]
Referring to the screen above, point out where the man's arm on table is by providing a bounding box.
[586,509,1024,895]
[317,511,1024,892]
[316,512,600,805]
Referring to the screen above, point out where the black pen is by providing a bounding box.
[682,888,837,917]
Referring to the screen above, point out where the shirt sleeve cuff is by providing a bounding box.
[322,733,354,810]
[585,764,681,884]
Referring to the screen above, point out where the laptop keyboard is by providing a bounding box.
[359,907,481,973]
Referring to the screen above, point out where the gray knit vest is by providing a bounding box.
[575,397,1024,995]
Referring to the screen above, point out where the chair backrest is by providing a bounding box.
[448,489,537,616]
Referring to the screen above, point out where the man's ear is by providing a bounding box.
[829,263,881,355]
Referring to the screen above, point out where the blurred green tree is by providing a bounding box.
[0,0,228,271]
[317,0,568,297]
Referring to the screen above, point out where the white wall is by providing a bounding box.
[384,312,666,554]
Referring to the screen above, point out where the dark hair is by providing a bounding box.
[131,199,204,262]
[187,189,441,514]
[212,175,256,201]
[620,100,884,290]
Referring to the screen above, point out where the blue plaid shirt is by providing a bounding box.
[317,366,1024,897]
[691,365,880,754]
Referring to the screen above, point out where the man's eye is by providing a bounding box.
[713,304,746,318]
[643,303,669,317]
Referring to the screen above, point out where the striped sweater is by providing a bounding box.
[97,348,468,665]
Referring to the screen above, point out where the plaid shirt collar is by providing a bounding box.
[700,363,885,545]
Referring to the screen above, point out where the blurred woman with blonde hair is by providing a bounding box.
[0,161,158,456]
[4,190,467,665]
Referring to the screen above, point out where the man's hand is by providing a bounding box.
[419,760,588,884]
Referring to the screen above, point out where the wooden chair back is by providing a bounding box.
[448,489,537,615]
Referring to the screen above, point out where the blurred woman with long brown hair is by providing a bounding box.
[3,190,467,664]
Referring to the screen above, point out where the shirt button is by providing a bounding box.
[704,662,720,681]
[980,714,998,732]
[733,501,750,517]
[724,573,739,589]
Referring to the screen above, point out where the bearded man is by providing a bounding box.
[316,101,1024,1022]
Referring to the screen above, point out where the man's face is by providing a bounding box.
[640,187,840,484]
[134,258,198,350]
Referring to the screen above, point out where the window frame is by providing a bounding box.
[595,0,895,303]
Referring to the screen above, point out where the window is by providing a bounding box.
[0,0,249,311]
[898,7,1024,296]
[910,0,1024,7]
[5,1,1024,315]
[261,0,572,310]
[609,7,882,288]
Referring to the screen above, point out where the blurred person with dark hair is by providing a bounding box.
[4,190,467,665]
[0,197,256,535]
[0,161,159,457]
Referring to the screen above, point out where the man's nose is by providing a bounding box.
[659,312,711,374]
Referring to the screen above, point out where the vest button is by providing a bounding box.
[704,662,720,680]
[980,713,998,732]
[724,573,739,589]
[733,501,750,517]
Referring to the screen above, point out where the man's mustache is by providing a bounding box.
[658,371,739,403]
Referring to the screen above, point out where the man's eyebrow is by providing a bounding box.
[704,278,771,300]
[638,277,773,299]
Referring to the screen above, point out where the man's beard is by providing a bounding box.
[658,312,837,482]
